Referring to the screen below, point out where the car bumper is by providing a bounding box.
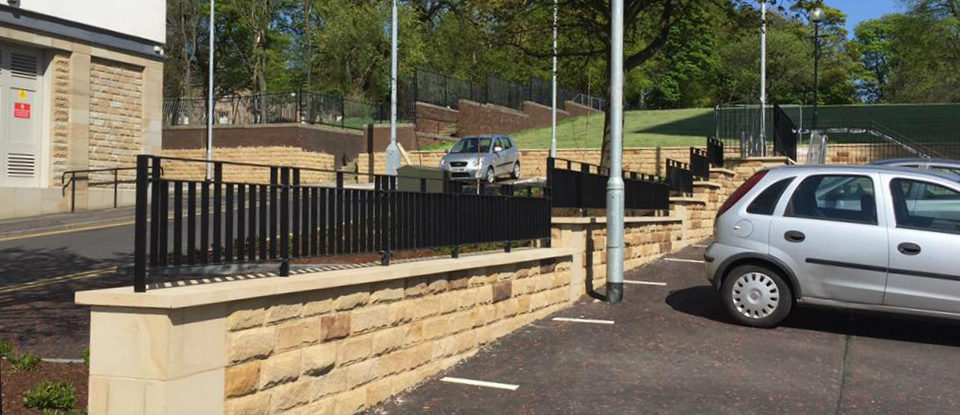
[441,165,484,180]
[703,241,741,289]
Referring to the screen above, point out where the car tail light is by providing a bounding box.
[716,170,768,218]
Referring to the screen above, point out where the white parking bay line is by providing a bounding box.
[552,317,616,325]
[623,280,667,286]
[664,258,705,264]
[440,377,519,391]
[693,244,709,248]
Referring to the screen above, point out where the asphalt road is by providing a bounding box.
[368,243,960,415]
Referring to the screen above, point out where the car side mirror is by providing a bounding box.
[445,149,449,154]
[494,146,503,153]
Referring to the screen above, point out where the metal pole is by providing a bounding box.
[206,0,215,180]
[385,0,401,175]
[550,0,558,158]
[759,0,767,156]
[605,0,625,303]
[813,21,820,131]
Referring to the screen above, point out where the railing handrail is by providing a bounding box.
[548,156,667,184]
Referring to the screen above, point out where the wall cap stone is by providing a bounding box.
[709,168,736,176]
[76,248,575,310]
[551,216,682,225]
[669,197,707,205]
[693,181,722,189]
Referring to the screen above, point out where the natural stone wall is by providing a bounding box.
[221,257,572,415]
[88,58,144,184]
[50,52,72,187]
[161,147,337,184]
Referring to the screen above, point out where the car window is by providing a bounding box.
[785,175,877,225]
[747,177,794,215]
[930,166,960,176]
[450,137,492,154]
[492,137,503,152]
[890,178,960,234]
[502,137,513,150]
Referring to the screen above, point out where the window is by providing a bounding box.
[450,137,492,154]
[747,177,794,215]
[501,137,513,150]
[785,175,877,225]
[890,178,960,234]
[929,166,960,177]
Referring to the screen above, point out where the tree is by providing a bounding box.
[850,16,896,102]
[165,0,206,98]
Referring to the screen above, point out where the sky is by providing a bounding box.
[827,0,902,35]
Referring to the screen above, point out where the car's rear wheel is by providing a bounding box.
[485,167,496,184]
[511,162,521,179]
[721,264,792,328]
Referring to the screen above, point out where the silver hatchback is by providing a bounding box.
[439,135,521,183]
[705,165,960,327]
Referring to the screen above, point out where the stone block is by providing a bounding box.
[269,380,311,413]
[334,289,370,311]
[276,318,320,352]
[301,343,336,376]
[338,335,372,365]
[334,389,366,415]
[225,361,260,398]
[266,303,302,325]
[228,326,275,364]
[369,280,404,303]
[227,308,265,332]
[260,350,302,389]
[351,306,390,334]
[321,314,351,341]
[225,392,271,415]
[492,281,512,303]
[371,327,404,356]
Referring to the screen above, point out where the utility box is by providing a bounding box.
[397,165,448,193]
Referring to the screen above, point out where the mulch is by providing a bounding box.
[0,359,88,415]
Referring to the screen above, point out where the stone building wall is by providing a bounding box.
[87,58,144,184]
[50,52,72,186]
[161,147,337,185]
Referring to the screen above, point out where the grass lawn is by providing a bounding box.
[510,108,712,150]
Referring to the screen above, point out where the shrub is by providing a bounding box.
[0,339,12,358]
[81,348,90,367]
[22,380,77,413]
[9,352,41,371]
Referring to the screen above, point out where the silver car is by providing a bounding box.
[705,165,960,327]
[439,135,520,183]
[872,158,960,176]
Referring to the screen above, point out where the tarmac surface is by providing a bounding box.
[368,243,960,415]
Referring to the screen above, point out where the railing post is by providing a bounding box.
[213,162,223,262]
[279,167,290,276]
[113,169,119,208]
[149,157,162,268]
[71,173,76,213]
[579,162,589,214]
[134,155,149,293]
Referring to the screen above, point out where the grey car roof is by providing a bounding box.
[765,164,960,182]
[871,158,960,166]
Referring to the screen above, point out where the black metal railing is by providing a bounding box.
[132,155,551,292]
[707,137,724,167]
[61,167,144,212]
[546,157,670,213]
[666,159,693,196]
[689,148,710,181]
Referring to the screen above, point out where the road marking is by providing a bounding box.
[0,220,133,242]
[440,377,519,391]
[552,317,615,325]
[663,257,705,264]
[692,244,709,248]
[623,280,667,286]
[0,267,115,294]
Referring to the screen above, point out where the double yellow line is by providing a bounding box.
[0,266,116,294]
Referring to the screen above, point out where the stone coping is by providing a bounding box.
[709,168,735,176]
[75,248,575,310]
[693,181,721,189]
[551,216,682,225]
[727,156,790,162]
[669,196,707,205]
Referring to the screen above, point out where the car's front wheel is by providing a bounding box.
[721,265,792,328]
[485,167,496,184]
[511,162,521,179]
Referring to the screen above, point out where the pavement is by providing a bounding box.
[368,243,960,415]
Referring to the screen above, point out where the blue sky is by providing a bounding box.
[827,0,902,35]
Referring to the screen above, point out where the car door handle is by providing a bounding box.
[784,230,805,243]
[898,242,922,256]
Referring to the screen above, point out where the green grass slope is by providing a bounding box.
[510,108,712,150]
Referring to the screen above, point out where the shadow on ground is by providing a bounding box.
[666,285,960,348]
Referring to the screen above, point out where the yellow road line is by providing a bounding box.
[0,267,116,294]
[0,220,134,242]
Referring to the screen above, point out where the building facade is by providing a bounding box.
[0,0,164,218]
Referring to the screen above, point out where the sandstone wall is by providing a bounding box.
[161,147,337,184]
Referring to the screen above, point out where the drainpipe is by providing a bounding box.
[605,0,625,303]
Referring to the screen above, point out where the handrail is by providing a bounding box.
[61,167,143,213]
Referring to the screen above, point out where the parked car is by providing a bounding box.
[872,158,960,176]
[439,135,520,183]
[705,165,960,327]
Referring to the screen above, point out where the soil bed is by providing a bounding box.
[0,359,88,415]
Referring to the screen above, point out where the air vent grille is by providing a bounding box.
[10,53,37,79]
[7,153,36,177]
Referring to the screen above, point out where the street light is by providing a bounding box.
[811,7,823,131]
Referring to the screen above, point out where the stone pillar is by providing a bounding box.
[68,50,91,210]
[141,61,164,155]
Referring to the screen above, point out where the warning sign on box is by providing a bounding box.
[14,102,30,119]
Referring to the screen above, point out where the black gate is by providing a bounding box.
[773,104,798,161]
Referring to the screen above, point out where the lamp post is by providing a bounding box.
[385,0,400,176]
[759,0,767,156]
[811,7,823,131]
[206,0,215,180]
